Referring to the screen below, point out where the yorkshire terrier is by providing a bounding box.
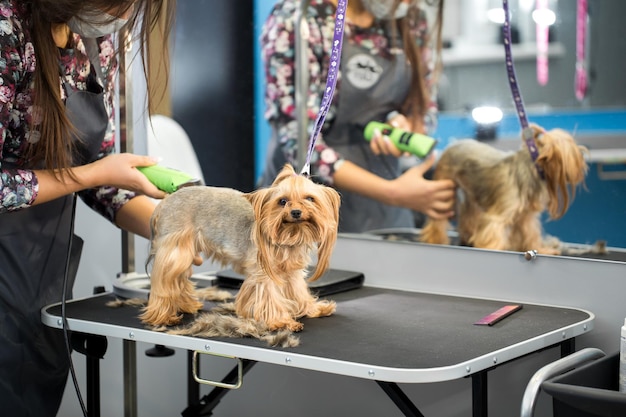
[140,164,341,332]
[420,125,588,254]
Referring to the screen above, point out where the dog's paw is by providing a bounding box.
[140,310,184,327]
[286,321,304,332]
[267,319,304,333]
[140,299,187,327]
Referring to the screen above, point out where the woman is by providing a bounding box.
[0,0,175,414]
[259,0,455,233]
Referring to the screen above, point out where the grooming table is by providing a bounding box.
[42,286,593,417]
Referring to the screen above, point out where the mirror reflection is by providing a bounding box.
[367,0,626,259]
[250,1,625,259]
[437,0,625,111]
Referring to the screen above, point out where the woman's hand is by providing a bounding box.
[84,153,167,199]
[33,153,167,206]
[389,153,456,219]
[333,156,455,220]
[369,112,412,157]
[369,112,421,157]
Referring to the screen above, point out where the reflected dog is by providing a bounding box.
[140,164,341,331]
[420,125,587,254]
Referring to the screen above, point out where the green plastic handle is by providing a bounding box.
[137,165,200,193]
[363,121,437,159]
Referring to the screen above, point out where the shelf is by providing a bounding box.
[441,42,566,66]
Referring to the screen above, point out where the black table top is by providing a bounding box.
[44,286,593,383]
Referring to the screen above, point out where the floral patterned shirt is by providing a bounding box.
[0,0,136,221]
[261,0,438,185]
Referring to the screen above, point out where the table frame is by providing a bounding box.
[43,289,592,417]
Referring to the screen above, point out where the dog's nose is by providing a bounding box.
[290,209,302,219]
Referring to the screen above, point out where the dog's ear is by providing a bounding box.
[322,186,341,224]
[244,187,276,230]
[271,164,297,186]
[536,129,588,219]
[243,188,285,284]
[308,186,341,282]
[243,188,265,214]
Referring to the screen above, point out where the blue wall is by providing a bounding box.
[434,109,626,148]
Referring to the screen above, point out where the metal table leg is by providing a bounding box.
[71,332,108,417]
[472,371,488,417]
[561,338,575,357]
[376,381,426,417]
[123,339,137,417]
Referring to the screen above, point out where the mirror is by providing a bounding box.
[437,0,626,111]
[251,1,625,259]
[381,0,626,257]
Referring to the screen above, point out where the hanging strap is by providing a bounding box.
[300,0,347,176]
[575,0,588,102]
[502,0,541,170]
[535,0,549,86]
[83,38,105,86]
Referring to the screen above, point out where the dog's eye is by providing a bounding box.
[278,198,288,206]
[306,196,315,202]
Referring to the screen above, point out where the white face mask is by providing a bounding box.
[68,12,128,38]
[361,0,410,20]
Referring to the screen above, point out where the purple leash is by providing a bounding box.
[300,0,347,176]
[502,0,543,176]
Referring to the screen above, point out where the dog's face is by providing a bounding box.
[246,164,341,281]
[247,164,340,247]
[532,125,588,218]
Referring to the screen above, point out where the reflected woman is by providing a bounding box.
[258,0,455,233]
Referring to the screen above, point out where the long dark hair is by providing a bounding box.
[395,0,444,129]
[26,0,176,173]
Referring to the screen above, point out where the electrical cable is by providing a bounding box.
[61,194,90,417]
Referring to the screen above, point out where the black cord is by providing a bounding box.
[61,194,89,417]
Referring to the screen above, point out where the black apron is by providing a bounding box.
[323,32,414,233]
[261,23,414,233]
[0,57,108,416]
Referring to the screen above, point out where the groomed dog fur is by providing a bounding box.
[420,125,587,254]
[140,164,341,332]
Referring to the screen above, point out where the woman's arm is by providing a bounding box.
[333,156,456,219]
[113,194,155,239]
[409,7,439,134]
[33,153,166,206]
